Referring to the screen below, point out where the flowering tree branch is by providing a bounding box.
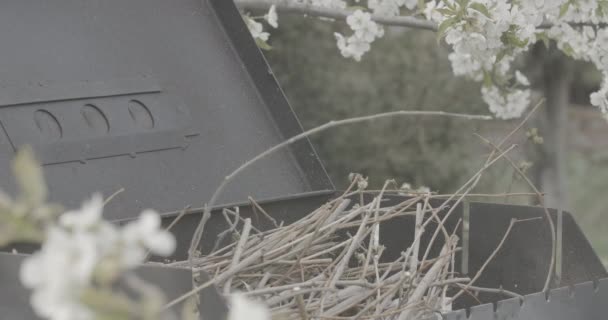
[235,0,438,30]
[238,0,608,121]
[235,0,608,31]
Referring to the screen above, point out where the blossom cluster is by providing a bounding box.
[368,0,417,16]
[19,194,176,320]
[546,2,608,119]
[335,10,385,61]
[244,5,278,44]
[241,0,608,121]
[227,294,271,320]
[421,0,542,118]
[312,0,348,9]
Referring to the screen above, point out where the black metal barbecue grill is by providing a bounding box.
[0,0,605,319]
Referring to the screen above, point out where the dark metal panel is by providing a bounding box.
[155,192,336,261]
[495,297,521,319]
[466,303,494,320]
[467,203,606,299]
[445,278,608,320]
[0,0,333,221]
[7,195,604,318]
[207,0,332,193]
[154,193,606,293]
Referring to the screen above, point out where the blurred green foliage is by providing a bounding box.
[569,151,608,265]
[265,17,491,191]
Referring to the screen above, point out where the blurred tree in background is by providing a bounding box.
[263,17,608,264]
[265,17,489,190]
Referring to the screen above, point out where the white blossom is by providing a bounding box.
[20,227,97,320]
[357,176,369,190]
[417,186,431,194]
[264,5,278,28]
[245,16,269,42]
[121,210,177,264]
[419,0,542,117]
[244,0,608,119]
[346,10,372,30]
[482,85,530,119]
[20,195,177,320]
[590,81,608,114]
[335,10,384,61]
[318,0,346,8]
[59,193,104,230]
[423,1,445,21]
[515,71,530,86]
[311,0,347,9]
[400,182,412,190]
[227,294,270,320]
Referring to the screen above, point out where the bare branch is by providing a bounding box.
[187,109,491,263]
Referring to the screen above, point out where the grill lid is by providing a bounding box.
[0,0,333,220]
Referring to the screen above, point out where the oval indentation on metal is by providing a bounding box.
[128,100,154,129]
[34,109,62,141]
[81,104,110,134]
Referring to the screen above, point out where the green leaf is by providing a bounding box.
[469,2,492,18]
[417,0,426,13]
[80,288,136,320]
[445,1,458,11]
[455,0,470,8]
[255,38,273,51]
[598,0,608,17]
[559,2,571,18]
[562,43,575,57]
[500,28,528,48]
[496,50,507,63]
[437,17,458,40]
[483,71,493,88]
[181,296,199,320]
[13,146,47,206]
[436,8,455,16]
[512,37,529,48]
[536,32,550,48]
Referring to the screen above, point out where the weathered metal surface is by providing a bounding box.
[0,0,332,221]
[444,278,608,320]
[158,192,607,318]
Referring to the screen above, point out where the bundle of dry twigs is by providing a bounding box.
[163,102,554,319]
[177,178,474,320]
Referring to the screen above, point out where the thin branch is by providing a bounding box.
[187,110,491,263]
[475,133,557,293]
[396,236,457,320]
[455,284,523,300]
[164,250,264,310]
[449,217,542,302]
[103,187,125,206]
[223,218,252,295]
[166,205,191,232]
